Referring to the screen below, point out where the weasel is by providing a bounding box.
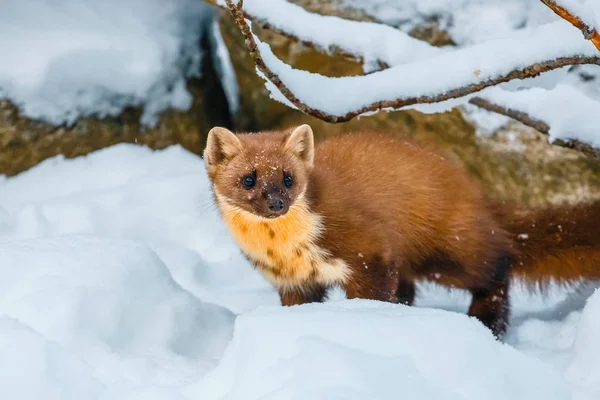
[203,124,600,338]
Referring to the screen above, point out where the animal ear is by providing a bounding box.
[284,124,314,169]
[204,127,243,168]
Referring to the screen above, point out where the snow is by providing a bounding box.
[0,0,213,126]
[193,301,572,400]
[566,290,600,397]
[342,0,599,44]
[0,144,599,399]
[0,236,234,382]
[0,317,103,400]
[216,0,440,71]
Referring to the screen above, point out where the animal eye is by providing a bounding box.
[283,174,293,188]
[243,175,255,189]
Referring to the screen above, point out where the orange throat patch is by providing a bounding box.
[214,191,351,291]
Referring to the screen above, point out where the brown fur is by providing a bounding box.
[203,125,599,338]
[497,200,600,287]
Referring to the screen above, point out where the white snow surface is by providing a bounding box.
[0,0,213,126]
[0,143,599,399]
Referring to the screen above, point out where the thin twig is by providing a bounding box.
[468,97,550,134]
[540,0,600,51]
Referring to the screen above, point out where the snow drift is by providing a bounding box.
[0,143,598,399]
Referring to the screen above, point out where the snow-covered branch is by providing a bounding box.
[223,1,599,115]
[213,0,600,150]
[204,0,437,71]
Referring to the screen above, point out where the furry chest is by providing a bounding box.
[219,202,351,289]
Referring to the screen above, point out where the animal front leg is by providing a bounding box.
[343,268,403,303]
[279,285,327,306]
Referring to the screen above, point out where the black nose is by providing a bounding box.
[268,198,285,212]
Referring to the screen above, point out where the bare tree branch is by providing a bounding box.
[552,137,600,158]
[541,0,600,51]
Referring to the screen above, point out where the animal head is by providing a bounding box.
[203,124,315,219]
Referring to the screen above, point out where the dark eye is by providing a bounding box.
[243,175,255,189]
[283,174,293,188]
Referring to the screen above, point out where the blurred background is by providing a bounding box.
[2,0,599,208]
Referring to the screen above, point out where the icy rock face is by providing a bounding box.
[0,235,236,391]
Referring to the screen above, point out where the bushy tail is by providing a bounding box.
[496,200,600,288]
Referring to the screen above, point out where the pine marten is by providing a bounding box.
[203,124,600,338]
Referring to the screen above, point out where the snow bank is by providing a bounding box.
[0,144,598,398]
[566,289,600,397]
[0,235,234,392]
[0,143,273,312]
[0,317,102,400]
[0,0,213,126]
[193,300,571,400]
[0,143,270,397]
